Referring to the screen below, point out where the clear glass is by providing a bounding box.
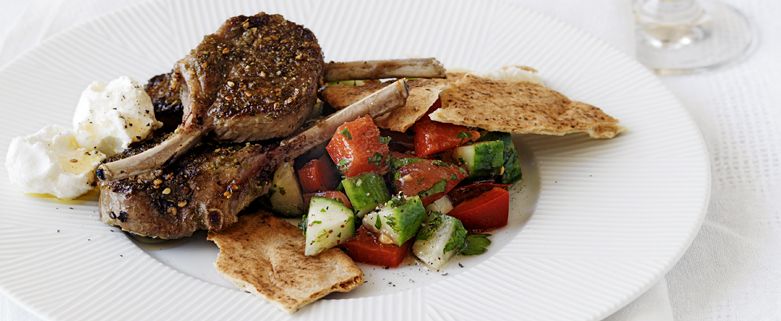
[634,0,754,75]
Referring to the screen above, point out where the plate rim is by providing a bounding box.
[0,0,713,320]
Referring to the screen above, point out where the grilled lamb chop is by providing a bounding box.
[100,80,408,239]
[98,13,325,181]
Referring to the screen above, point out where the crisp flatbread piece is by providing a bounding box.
[430,74,623,138]
[207,212,364,313]
[320,74,462,132]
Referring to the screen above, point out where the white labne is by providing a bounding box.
[5,125,106,199]
[72,76,162,156]
[480,65,543,84]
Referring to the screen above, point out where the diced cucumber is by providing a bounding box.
[412,212,467,270]
[480,132,523,184]
[304,196,356,256]
[269,161,305,217]
[342,172,390,216]
[362,195,426,246]
[426,195,453,214]
[453,140,504,178]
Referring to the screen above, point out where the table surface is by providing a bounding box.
[1,0,779,320]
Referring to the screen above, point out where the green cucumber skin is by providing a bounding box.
[473,140,504,176]
[362,195,427,246]
[456,141,504,178]
[387,196,426,245]
[342,173,391,214]
[481,132,523,184]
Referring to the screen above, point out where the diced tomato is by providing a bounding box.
[303,191,352,208]
[413,101,480,157]
[341,227,410,267]
[297,155,339,193]
[392,158,467,205]
[448,181,512,206]
[326,115,390,177]
[449,187,510,230]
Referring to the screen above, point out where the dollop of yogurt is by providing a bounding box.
[72,76,162,156]
[5,125,106,199]
[480,65,543,84]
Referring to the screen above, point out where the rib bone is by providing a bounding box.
[325,58,446,82]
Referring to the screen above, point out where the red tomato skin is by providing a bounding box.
[326,116,390,177]
[449,188,510,230]
[297,155,339,193]
[303,191,352,209]
[393,159,467,205]
[413,117,480,158]
[341,227,410,268]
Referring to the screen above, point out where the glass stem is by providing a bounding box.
[635,0,708,49]
[635,0,703,24]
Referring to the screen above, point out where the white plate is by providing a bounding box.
[0,0,710,320]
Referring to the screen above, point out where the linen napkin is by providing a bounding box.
[0,0,671,320]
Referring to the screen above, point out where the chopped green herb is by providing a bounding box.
[460,234,491,255]
[450,173,458,180]
[390,157,421,170]
[368,152,384,166]
[337,158,351,170]
[419,180,447,198]
[386,215,397,229]
[311,220,323,225]
[298,215,308,234]
[379,136,391,144]
[457,131,471,139]
[432,160,449,167]
[374,215,382,229]
[340,127,353,139]
[444,223,468,253]
[415,212,444,241]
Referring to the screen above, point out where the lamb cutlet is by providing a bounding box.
[99,10,445,183]
[100,80,409,239]
[98,13,325,181]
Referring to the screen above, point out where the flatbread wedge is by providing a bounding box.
[207,212,364,313]
[320,74,461,132]
[430,74,623,138]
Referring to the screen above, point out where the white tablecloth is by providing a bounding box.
[1,0,778,320]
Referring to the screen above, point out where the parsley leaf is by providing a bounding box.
[379,136,391,144]
[368,152,384,166]
[460,234,491,255]
[340,127,352,139]
[432,160,449,167]
[337,158,351,170]
[457,131,471,139]
[444,223,468,253]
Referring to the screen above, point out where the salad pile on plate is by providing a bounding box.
[281,104,522,270]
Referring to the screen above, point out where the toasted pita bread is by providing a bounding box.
[430,74,623,139]
[208,212,363,313]
[320,74,463,132]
